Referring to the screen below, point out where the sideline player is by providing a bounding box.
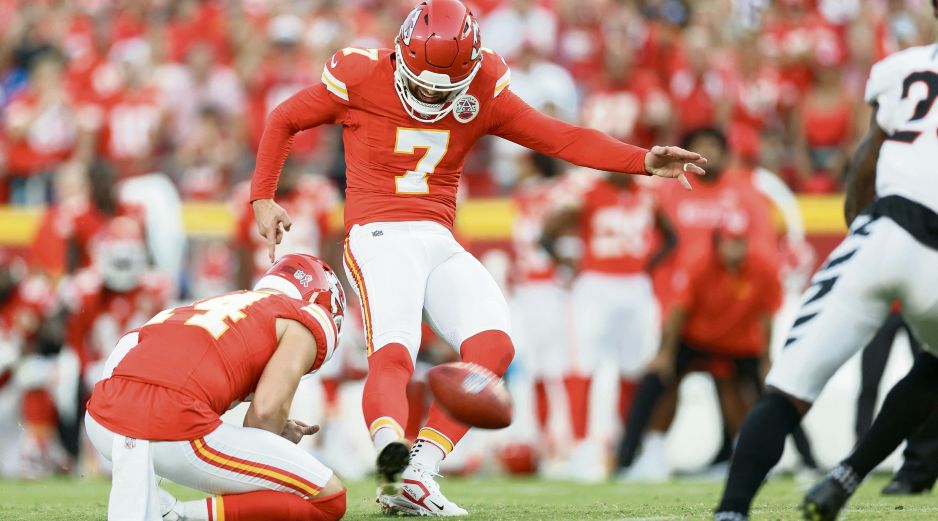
[541,171,676,482]
[84,254,348,521]
[250,0,706,515]
[715,6,938,518]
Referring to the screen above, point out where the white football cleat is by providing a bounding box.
[158,487,183,521]
[564,440,606,483]
[378,462,468,516]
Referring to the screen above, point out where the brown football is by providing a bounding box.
[427,362,512,429]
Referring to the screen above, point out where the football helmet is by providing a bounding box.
[394,0,482,122]
[253,254,346,334]
[91,217,149,292]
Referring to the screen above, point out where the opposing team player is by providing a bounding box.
[84,254,348,521]
[715,5,938,518]
[250,0,706,515]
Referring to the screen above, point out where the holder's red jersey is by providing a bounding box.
[86,291,338,441]
[580,178,659,275]
[251,47,649,233]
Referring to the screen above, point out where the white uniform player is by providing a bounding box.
[766,44,938,401]
[716,41,938,520]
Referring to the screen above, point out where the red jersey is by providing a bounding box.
[96,87,164,175]
[653,173,777,310]
[86,291,337,440]
[234,176,338,281]
[29,201,146,278]
[676,253,781,357]
[251,47,649,233]
[4,90,79,175]
[63,268,172,370]
[580,179,658,275]
[581,70,669,149]
[512,177,562,284]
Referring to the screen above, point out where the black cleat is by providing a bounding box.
[881,478,932,496]
[801,476,851,521]
[375,441,410,496]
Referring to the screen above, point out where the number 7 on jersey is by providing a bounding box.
[394,128,450,194]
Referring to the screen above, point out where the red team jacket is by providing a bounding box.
[86,291,337,441]
[250,47,651,233]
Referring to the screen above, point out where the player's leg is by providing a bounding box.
[615,341,694,479]
[92,416,345,521]
[716,215,893,519]
[566,273,612,447]
[802,351,938,521]
[386,246,513,516]
[616,275,659,426]
[801,221,938,518]
[513,282,567,455]
[855,313,903,438]
[343,223,428,484]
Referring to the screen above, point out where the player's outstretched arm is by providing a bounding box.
[844,106,887,226]
[488,91,706,188]
[244,318,319,440]
[250,83,345,261]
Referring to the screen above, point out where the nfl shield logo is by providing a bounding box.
[453,94,479,123]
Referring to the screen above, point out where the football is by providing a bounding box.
[427,362,512,429]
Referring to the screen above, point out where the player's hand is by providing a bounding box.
[644,146,707,190]
[252,198,293,262]
[281,419,320,444]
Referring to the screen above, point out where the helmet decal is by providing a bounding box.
[401,5,422,46]
[294,269,313,288]
[453,94,480,123]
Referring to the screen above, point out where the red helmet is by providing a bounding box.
[253,254,346,334]
[394,0,482,122]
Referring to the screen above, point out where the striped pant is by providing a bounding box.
[85,413,333,502]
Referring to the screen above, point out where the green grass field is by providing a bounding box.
[1,475,935,520]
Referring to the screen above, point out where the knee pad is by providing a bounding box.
[460,330,515,376]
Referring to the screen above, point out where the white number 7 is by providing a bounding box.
[394,128,450,194]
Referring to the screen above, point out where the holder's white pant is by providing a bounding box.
[86,412,334,500]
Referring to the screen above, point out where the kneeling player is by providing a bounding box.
[85,254,348,521]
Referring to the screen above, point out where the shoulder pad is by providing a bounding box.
[482,48,511,98]
[865,45,933,104]
[321,47,386,103]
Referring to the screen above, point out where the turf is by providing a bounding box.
[0,474,935,520]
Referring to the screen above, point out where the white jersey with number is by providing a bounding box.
[866,43,938,214]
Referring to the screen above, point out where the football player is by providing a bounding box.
[84,254,347,521]
[715,3,938,519]
[249,0,706,515]
[541,171,676,482]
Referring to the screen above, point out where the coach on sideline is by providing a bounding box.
[616,213,780,476]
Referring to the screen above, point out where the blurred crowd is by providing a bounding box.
[1,0,936,204]
[0,0,936,481]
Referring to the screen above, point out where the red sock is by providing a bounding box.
[405,380,429,441]
[321,378,340,410]
[618,378,638,424]
[218,489,346,521]
[421,330,515,453]
[534,379,549,430]
[362,343,413,441]
[564,374,591,441]
[22,389,57,426]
